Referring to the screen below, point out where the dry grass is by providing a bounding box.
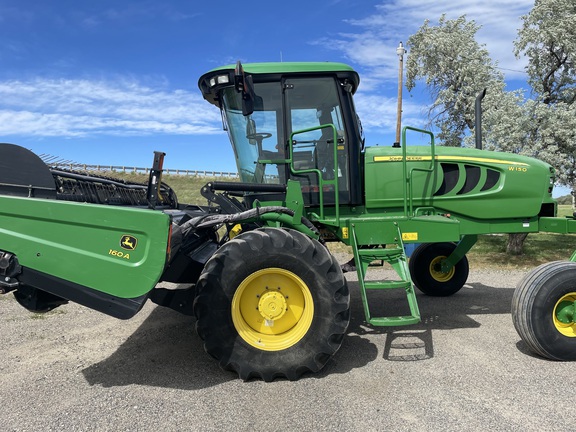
[467,205,576,269]
[468,233,576,270]
[97,171,235,204]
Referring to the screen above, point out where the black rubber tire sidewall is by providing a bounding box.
[409,242,469,296]
[512,261,576,361]
[194,228,350,381]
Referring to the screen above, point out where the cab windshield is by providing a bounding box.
[221,82,284,184]
[220,76,350,204]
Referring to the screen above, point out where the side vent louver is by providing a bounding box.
[457,166,481,195]
[435,163,459,195]
[434,163,501,196]
[480,169,501,192]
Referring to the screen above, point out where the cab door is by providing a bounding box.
[283,76,351,206]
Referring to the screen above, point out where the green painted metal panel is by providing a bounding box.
[457,216,541,235]
[364,145,555,220]
[539,217,576,234]
[208,62,357,75]
[345,216,461,246]
[198,62,361,106]
[313,210,549,246]
[0,195,170,298]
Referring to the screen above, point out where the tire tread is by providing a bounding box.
[512,261,576,361]
[194,228,350,381]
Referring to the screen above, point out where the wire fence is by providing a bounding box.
[48,162,240,178]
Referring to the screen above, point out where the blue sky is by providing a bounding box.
[3,0,563,193]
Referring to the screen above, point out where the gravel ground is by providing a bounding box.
[0,263,573,431]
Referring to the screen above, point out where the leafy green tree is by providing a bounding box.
[405,15,506,147]
[514,0,576,204]
[406,15,529,254]
[515,0,576,105]
[406,6,576,254]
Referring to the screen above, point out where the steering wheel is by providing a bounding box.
[247,132,273,156]
[246,132,272,142]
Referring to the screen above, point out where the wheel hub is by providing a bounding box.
[231,268,314,351]
[554,293,576,337]
[258,291,288,321]
[556,301,575,324]
[429,256,455,282]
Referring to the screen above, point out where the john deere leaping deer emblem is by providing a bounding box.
[120,235,138,251]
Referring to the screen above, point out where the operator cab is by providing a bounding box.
[199,62,364,207]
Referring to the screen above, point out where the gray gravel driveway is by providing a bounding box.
[0,267,572,431]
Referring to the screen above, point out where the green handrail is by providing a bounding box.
[289,124,340,224]
[401,126,436,217]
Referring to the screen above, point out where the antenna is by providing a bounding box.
[393,41,407,148]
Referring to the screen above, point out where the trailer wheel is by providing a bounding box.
[194,228,350,381]
[512,261,576,360]
[409,242,469,296]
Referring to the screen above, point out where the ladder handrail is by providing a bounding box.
[401,126,436,217]
[289,124,340,224]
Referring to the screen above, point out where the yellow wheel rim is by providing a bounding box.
[429,256,455,282]
[231,268,314,351]
[553,292,576,337]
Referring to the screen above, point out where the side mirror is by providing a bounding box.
[234,61,256,116]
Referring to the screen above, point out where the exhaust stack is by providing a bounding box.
[475,88,487,150]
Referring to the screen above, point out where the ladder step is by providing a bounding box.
[365,280,412,290]
[350,224,421,328]
[369,316,421,326]
[357,248,404,260]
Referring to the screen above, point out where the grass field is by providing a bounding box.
[466,204,575,269]
[101,171,223,204]
[106,171,576,269]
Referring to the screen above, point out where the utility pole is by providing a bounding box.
[393,41,407,148]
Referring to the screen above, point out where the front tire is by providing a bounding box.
[408,242,469,296]
[194,228,350,381]
[512,261,576,360]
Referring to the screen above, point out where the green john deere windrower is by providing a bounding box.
[1,61,575,381]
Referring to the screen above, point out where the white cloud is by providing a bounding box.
[355,92,427,134]
[311,0,535,139]
[317,0,534,81]
[0,78,221,137]
[71,3,201,30]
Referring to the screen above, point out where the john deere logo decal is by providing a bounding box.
[120,235,138,251]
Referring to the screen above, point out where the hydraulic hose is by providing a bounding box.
[180,206,319,236]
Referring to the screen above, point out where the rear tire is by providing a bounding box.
[194,228,350,381]
[512,261,576,360]
[409,242,469,296]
